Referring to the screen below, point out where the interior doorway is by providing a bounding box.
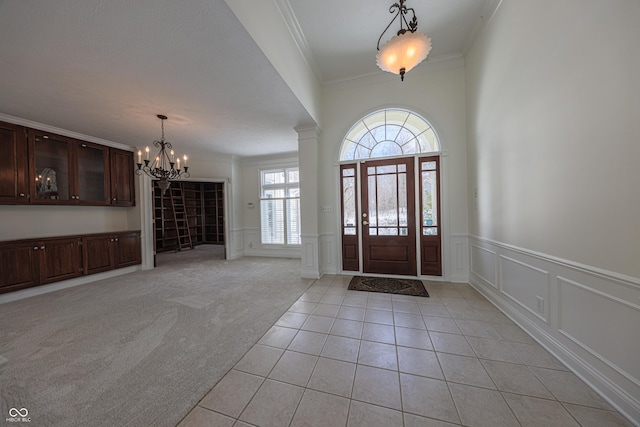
[152,180,225,264]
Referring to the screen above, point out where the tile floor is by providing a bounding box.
[178,275,633,427]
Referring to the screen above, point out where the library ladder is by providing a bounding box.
[169,184,193,250]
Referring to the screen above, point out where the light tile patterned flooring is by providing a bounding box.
[178,275,632,427]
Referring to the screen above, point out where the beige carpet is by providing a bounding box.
[0,246,311,426]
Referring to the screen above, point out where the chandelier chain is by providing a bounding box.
[376,0,419,50]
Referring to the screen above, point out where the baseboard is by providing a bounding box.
[0,266,139,304]
[244,247,301,258]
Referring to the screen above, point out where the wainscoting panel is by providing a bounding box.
[320,233,338,275]
[470,243,497,288]
[558,276,640,386]
[300,235,320,279]
[500,255,549,323]
[242,228,301,259]
[448,234,469,283]
[468,235,640,425]
[228,228,244,259]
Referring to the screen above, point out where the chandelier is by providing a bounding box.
[136,114,190,194]
[376,0,432,81]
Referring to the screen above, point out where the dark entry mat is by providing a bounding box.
[348,276,429,297]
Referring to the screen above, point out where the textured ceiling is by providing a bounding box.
[0,0,497,158]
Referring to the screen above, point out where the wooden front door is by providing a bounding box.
[340,156,442,277]
[361,157,416,276]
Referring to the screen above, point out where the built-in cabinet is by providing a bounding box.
[83,231,141,275]
[0,119,140,294]
[0,121,29,203]
[153,181,224,252]
[109,148,135,207]
[0,120,135,206]
[0,231,141,294]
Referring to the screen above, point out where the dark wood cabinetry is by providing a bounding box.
[153,181,224,252]
[39,237,83,284]
[203,182,224,244]
[110,148,135,206]
[77,141,111,205]
[0,121,29,203]
[113,231,142,268]
[0,120,135,206]
[29,130,75,203]
[0,231,141,294]
[83,231,141,275]
[0,241,39,291]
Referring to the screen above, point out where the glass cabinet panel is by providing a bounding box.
[77,142,107,203]
[33,133,71,201]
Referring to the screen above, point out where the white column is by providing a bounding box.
[137,173,155,270]
[296,125,321,279]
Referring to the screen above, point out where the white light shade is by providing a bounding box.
[376,31,432,77]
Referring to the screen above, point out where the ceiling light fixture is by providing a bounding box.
[376,0,432,81]
[136,114,190,194]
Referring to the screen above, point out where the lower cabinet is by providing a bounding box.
[83,231,141,275]
[0,231,141,294]
[0,241,40,291]
[40,237,83,285]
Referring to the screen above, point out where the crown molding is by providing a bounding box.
[274,0,324,83]
[0,112,133,151]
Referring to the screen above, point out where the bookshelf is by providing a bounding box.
[152,181,224,252]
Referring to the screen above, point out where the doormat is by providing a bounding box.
[348,276,429,297]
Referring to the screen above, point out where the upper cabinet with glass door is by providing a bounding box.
[28,129,113,205]
[76,141,110,205]
[29,130,75,203]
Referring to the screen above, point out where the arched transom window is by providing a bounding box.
[340,108,440,161]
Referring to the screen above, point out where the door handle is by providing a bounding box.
[363,221,369,225]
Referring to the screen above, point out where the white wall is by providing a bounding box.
[0,205,133,241]
[465,1,640,423]
[466,0,640,279]
[319,63,470,279]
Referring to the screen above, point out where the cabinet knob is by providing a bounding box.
[19,193,25,197]
[33,246,39,250]
[41,246,45,250]
[112,198,117,201]
[115,238,119,242]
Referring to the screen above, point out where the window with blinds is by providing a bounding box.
[260,168,301,245]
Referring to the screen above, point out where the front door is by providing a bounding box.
[361,157,416,276]
[340,156,442,277]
